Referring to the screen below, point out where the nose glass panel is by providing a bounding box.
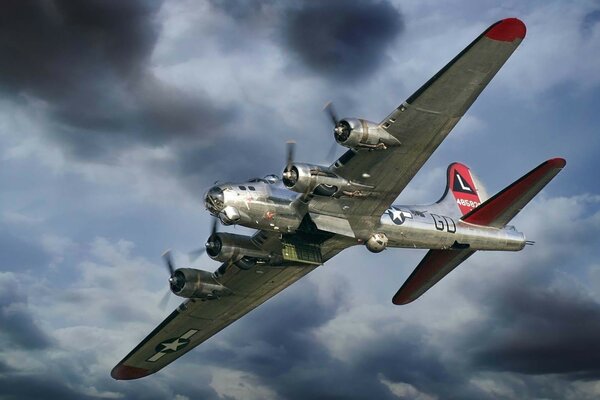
[205,187,224,214]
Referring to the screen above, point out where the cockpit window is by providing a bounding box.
[264,174,280,184]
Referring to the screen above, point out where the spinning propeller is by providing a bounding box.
[282,140,297,186]
[158,250,178,310]
[323,102,350,162]
[158,217,220,309]
[189,217,220,261]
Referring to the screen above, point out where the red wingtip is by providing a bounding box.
[111,364,151,380]
[485,18,526,42]
[547,157,567,168]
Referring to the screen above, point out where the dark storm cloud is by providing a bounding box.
[208,0,278,22]
[187,279,486,400]
[283,0,404,81]
[0,359,10,373]
[0,375,96,400]
[209,0,404,81]
[0,0,230,159]
[191,280,400,400]
[175,136,282,190]
[467,281,600,378]
[0,275,53,349]
[582,9,600,36]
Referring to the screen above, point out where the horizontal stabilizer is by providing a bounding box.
[392,158,565,305]
[461,158,566,228]
[393,249,475,305]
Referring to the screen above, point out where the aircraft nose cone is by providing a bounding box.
[205,186,224,214]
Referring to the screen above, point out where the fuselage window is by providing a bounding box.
[248,186,256,191]
[239,186,247,190]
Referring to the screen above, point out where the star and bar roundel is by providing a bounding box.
[146,329,199,362]
[387,206,413,225]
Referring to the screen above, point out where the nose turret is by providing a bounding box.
[205,186,224,215]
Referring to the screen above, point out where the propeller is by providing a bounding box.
[324,101,351,142]
[283,140,298,186]
[324,101,339,126]
[286,140,295,172]
[163,250,184,292]
[325,141,339,164]
[323,102,342,163]
[158,286,172,310]
[158,249,177,310]
[189,217,219,261]
[163,249,175,276]
[158,216,222,310]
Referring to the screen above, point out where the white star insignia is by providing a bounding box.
[160,338,187,352]
[387,207,412,225]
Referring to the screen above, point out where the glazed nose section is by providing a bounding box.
[205,186,224,214]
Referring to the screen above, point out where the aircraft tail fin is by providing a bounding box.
[393,158,566,306]
[427,162,489,218]
[462,158,566,228]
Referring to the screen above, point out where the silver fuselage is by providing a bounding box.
[204,178,525,252]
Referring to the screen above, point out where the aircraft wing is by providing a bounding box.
[310,18,526,237]
[111,232,351,380]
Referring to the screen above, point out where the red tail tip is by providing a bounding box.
[485,18,526,42]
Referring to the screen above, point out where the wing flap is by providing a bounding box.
[393,249,475,305]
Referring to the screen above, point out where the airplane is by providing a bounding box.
[111,17,565,380]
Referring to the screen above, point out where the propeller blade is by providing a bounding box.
[158,288,171,311]
[188,247,205,262]
[286,140,295,171]
[325,141,338,164]
[210,216,218,236]
[162,249,174,276]
[189,216,219,262]
[323,101,338,126]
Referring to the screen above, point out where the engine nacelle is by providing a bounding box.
[169,268,231,299]
[283,163,354,197]
[205,233,270,263]
[365,233,388,253]
[334,118,401,150]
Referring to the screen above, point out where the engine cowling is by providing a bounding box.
[282,163,353,197]
[169,268,231,299]
[205,233,272,263]
[334,118,401,150]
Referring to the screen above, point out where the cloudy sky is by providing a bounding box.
[1,0,599,399]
